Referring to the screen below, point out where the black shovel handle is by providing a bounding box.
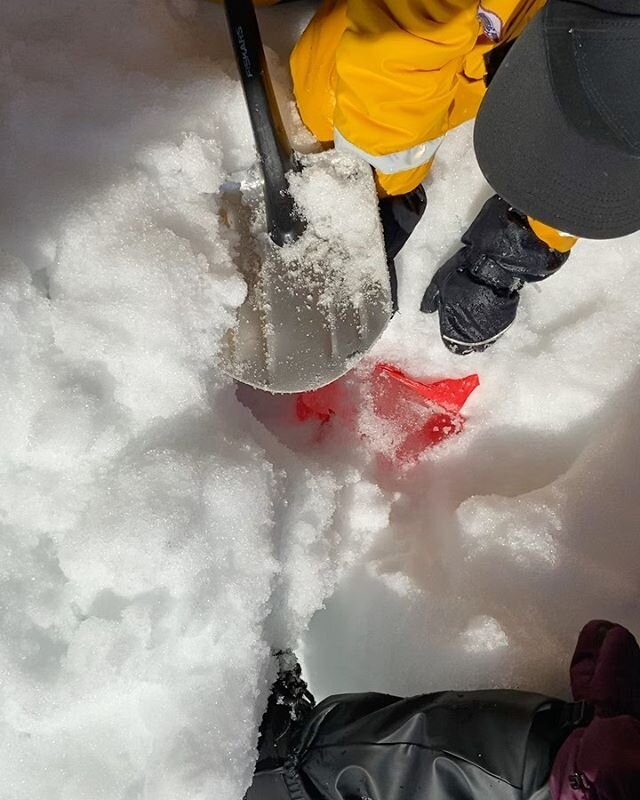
[224,0,305,247]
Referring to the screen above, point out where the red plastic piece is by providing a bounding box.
[295,364,480,463]
[295,393,333,425]
[374,363,480,413]
[295,380,353,426]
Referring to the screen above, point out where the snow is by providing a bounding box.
[1,1,640,799]
[286,150,388,303]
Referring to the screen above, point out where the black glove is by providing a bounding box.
[379,185,427,311]
[254,651,315,771]
[245,650,315,800]
[421,195,570,354]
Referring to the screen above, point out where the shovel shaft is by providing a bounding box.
[224,0,305,246]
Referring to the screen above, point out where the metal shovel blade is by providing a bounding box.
[221,158,392,394]
[219,0,391,394]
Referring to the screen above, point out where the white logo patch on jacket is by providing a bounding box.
[478,4,504,40]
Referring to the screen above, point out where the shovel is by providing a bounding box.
[221,0,392,394]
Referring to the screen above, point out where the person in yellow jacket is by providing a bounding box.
[233,0,640,353]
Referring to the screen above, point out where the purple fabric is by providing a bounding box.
[551,717,640,800]
[570,620,640,717]
[551,620,640,800]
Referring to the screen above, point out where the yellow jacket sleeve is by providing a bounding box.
[333,0,481,194]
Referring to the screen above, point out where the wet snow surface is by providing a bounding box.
[1,2,640,798]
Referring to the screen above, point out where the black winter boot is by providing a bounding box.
[421,195,570,354]
[380,185,428,311]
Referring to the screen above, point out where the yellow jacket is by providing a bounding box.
[218,0,574,250]
[290,0,544,195]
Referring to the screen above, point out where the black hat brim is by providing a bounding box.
[474,10,640,240]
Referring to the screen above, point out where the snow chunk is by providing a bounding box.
[459,497,561,567]
[460,616,509,654]
[286,150,389,308]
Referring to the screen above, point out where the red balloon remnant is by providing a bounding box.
[295,364,480,462]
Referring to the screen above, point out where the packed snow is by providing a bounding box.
[1,2,640,799]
